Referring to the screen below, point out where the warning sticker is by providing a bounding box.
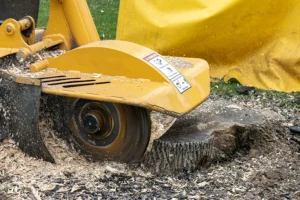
[172,76,191,93]
[144,53,191,93]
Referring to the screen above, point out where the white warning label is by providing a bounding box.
[144,53,191,93]
[172,76,191,93]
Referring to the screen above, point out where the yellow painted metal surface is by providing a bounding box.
[18,17,36,45]
[30,59,50,72]
[61,0,100,45]
[0,19,30,58]
[16,77,40,86]
[18,18,32,31]
[0,0,99,58]
[0,0,210,116]
[44,0,100,49]
[0,18,63,59]
[43,0,73,50]
[38,40,210,116]
[117,0,300,92]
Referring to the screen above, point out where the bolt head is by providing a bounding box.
[6,26,11,33]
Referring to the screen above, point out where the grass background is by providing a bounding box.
[37,0,120,40]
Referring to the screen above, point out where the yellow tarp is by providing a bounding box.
[117,0,300,92]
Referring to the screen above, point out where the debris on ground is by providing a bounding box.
[0,50,300,199]
[0,92,299,199]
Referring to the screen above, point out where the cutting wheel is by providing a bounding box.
[49,97,151,163]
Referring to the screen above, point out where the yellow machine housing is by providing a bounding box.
[0,0,210,116]
[0,0,210,163]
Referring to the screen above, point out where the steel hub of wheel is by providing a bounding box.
[76,101,117,146]
[82,111,104,134]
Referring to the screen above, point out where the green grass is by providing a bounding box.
[37,0,120,39]
[37,0,49,28]
[211,79,241,96]
[211,79,300,109]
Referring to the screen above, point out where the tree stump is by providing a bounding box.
[142,99,279,173]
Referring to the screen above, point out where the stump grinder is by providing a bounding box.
[0,0,210,163]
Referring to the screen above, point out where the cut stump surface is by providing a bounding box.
[142,99,280,173]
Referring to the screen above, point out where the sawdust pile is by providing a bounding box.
[0,94,300,199]
[0,96,299,199]
[0,109,174,199]
[0,51,300,199]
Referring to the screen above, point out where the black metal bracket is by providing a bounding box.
[0,70,55,162]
